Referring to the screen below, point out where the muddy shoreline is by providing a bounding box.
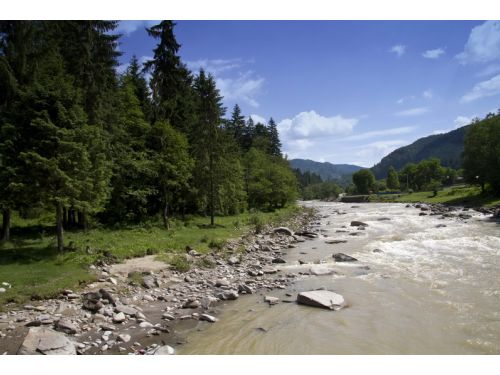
[0,207,320,355]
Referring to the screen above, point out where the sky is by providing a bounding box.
[116,20,500,167]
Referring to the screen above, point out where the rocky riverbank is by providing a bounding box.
[0,207,320,355]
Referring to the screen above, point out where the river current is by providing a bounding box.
[177,202,500,354]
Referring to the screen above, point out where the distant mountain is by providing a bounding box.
[290,159,363,181]
[371,125,470,179]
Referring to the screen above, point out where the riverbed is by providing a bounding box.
[176,202,500,354]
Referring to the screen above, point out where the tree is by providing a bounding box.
[191,69,226,225]
[268,117,282,157]
[352,169,376,194]
[386,166,400,190]
[143,21,196,134]
[242,116,255,151]
[227,104,246,148]
[148,121,193,228]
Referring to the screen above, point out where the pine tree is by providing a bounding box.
[144,21,196,134]
[126,55,152,121]
[268,117,282,157]
[227,104,246,148]
[192,69,227,225]
[242,116,255,151]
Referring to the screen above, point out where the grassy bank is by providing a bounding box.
[370,185,500,207]
[0,205,303,307]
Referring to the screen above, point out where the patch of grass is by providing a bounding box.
[0,204,303,306]
[127,271,143,286]
[371,185,500,207]
[158,253,191,273]
[196,256,216,269]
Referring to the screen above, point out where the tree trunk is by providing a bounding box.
[1,208,11,242]
[77,211,86,230]
[63,207,68,229]
[56,203,64,253]
[163,201,170,229]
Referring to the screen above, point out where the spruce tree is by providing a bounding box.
[268,117,282,157]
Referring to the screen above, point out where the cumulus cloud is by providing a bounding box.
[394,107,429,117]
[457,21,500,64]
[461,74,500,102]
[116,20,159,36]
[278,111,357,140]
[422,48,445,59]
[389,44,406,57]
[186,59,243,75]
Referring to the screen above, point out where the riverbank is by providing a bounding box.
[0,206,320,354]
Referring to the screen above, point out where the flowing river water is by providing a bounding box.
[176,202,500,354]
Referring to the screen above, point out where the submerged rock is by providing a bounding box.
[350,221,368,227]
[296,290,345,310]
[309,265,336,276]
[325,239,347,245]
[18,327,76,355]
[332,253,358,262]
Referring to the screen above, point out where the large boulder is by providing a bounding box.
[273,227,294,236]
[332,253,358,262]
[18,327,76,355]
[296,290,345,310]
[309,265,336,276]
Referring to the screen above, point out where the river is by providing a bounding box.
[175,202,500,354]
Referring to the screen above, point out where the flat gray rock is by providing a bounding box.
[18,327,76,355]
[332,253,358,262]
[297,290,345,310]
[309,265,336,276]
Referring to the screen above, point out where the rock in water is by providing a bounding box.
[325,239,348,245]
[296,291,345,310]
[273,227,294,236]
[18,327,76,355]
[309,265,336,276]
[332,253,358,262]
[153,345,175,355]
[199,314,219,323]
[264,296,279,305]
[350,221,368,227]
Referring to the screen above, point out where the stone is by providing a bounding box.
[113,312,126,323]
[0,288,5,293]
[435,224,447,228]
[217,290,239,300]
[297,290,345,311]
[142,275,158,289]
[377,217,391,221]
[372,249,384,253]
[309,265,336,276]
[215,279,230,287]
[295,231,319,238]
[264,296,279,305]
[153,345,175,355]
[99,289,116,306]
[238,284,253,294]
[108,277,117,285]
[117,334,131,343]
[273,227,294,236]
[332,253,358,262]
[350,221,368,227]
[55,319,78,335]
[262,266,278,274]
[227,256,240,265]
[18,327,76,355]
[272,257,286,264]
[199,314,218,323]
[182,300,200,309]
[115,304,137,317]
[100,323,116,331]
[162,313,175,321]
[143,295,155,302]
[325,239,348,245]
[139,321,153,328]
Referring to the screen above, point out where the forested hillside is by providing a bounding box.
[0,21,298,250]
[290,159,362,182]
[371,125,470,179]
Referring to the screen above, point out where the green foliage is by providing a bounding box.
[352,169,376,194]
[463,114,500,194]
[386,166,400,190]
[302,181,342,200]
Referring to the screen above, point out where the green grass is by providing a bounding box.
[371,185,500,207]
[0,205,302,307]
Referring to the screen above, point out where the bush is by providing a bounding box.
[248,213,264,233]
[168,254,190,272]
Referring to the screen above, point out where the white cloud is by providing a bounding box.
[396,95,415,104]
[422,48,445,59]
[457,21,500,64]
[186,59,243,75]
[116,20,159,36]
[249,114,267,124]
[216,72,265,108]
[389,44,406,57]
[422,89,433,99]
[116,55,153,79]
[278,110,357,140]
[394,107,429,117]
[461,74,500,102]
[343,126,416,141]
[454,115,473,128]
[477,64,500,77]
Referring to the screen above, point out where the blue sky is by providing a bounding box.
[116,20,500,167]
